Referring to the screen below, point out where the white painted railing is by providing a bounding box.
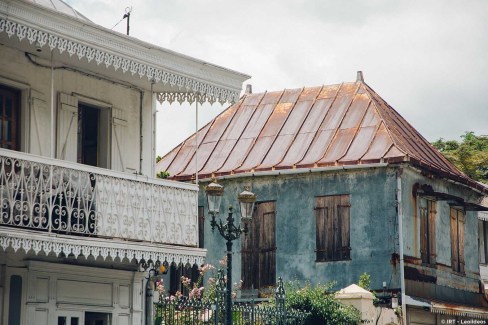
[0,149,198,246]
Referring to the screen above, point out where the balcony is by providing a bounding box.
[0,149,203,264]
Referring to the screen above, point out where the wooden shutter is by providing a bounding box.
[315,203,329,262]
[258,202,276,289]
[428,200,437,264]
[57,93,78,161]
[29,91,49,156]
[450,207,459,272]
[458,210,465,274]
[241,205,257,289]
[419,197,428,263]
[338,195,351,260]
[111,107,127,172]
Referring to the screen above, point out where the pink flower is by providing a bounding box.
[199,263,215,275]
[219,256,228,267]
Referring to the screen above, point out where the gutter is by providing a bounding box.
[197,163,389,182]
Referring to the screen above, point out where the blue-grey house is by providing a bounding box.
[158,73,488,323]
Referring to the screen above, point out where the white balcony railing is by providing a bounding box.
[0,149,198,246]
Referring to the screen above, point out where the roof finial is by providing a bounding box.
[356,71,364,83]
[245,84,252,94]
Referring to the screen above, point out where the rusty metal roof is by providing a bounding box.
[158,77,487,193]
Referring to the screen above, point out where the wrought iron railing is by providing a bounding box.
[154,276,307,325]
[0,150,198,246]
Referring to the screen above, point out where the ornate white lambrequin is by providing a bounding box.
[0,149,203,264]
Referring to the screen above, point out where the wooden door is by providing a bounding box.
[241,201,276,290]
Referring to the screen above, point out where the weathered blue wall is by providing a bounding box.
[198,166,401,292]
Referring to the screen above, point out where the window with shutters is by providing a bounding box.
[419,197,436,265]
[57,93,127,171]
[450,207,465,273]
[315,195,351,262]
[0,85,21,150]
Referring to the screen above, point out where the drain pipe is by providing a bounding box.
[139,90,144,174]
[396,168,407,325]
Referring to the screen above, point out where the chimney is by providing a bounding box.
[245,84,252,95]
[356,71,364,83]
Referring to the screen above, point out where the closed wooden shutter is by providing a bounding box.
[338,195,351,260]
[428,200,437,264]
[315,195,350,261]
[450,207,459,272]
[458,211,465,274]
[259,203,276,289]
[241,201,276,290]
[315,204,329,261]
[419,197,428,263]
[111,108,127,172]
[57,93,78,161]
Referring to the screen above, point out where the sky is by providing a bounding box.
[65,0,488,156]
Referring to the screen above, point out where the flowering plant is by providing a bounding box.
[155,256,242,303]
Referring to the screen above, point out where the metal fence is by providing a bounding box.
[154,276,307,325]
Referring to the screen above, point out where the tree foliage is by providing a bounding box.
[432,132,488,184]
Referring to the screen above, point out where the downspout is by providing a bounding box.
[139,90,144,174]
[151,82,156,177]
[195,101,199,184]
[397,168,407,325]
[50,51,55,158]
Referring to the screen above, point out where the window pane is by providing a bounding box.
[58,317,67,325]
[70,317,79,325]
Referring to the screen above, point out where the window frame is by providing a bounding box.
[315,194,351,262]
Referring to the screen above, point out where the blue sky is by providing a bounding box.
[66,0,488,156]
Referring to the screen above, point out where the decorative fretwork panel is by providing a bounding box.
[0,151,198,246]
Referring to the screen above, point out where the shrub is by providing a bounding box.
[282,280,361,324]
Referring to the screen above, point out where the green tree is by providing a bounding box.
[432,132,488,184]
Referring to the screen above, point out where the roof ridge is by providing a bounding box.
[362,82,464,176]
[359,83,409,160]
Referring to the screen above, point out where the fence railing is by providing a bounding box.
[0,149,198,246]
[154,275,307,325]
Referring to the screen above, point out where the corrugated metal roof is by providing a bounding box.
[157,78,488,193]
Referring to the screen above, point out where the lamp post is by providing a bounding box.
[205,180,256,325]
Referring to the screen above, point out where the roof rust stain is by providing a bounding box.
[159,78,488,193]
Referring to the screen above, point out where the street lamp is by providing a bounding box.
[205,180,256,325]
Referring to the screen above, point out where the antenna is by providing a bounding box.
[111,7,132,36]
[123,7,132,36]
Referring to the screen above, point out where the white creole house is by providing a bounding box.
[0,0,249,324]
